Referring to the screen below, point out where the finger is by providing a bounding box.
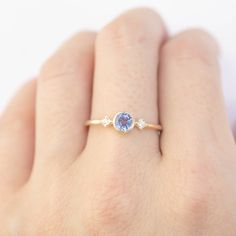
[159,29,235,159]
[233,123,236,141]
[0,80,35,200]
[87,8,166,159]
[35,32,96,171]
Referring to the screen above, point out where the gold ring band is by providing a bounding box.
[85,112,162,134]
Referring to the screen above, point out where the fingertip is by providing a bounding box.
[163,28,220,59]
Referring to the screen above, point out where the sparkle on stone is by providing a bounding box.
[137,119,146,129]
[102,116,111,127]
[113,112,134,133]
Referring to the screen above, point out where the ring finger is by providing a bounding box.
[86,8,166,161]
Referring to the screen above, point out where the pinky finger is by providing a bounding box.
[0,80,36,201]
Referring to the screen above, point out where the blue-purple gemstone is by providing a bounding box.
[114,112,134,133]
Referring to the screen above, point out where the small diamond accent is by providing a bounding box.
[137,119,147,129]
[102,116,112,127]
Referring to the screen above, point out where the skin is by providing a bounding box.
[0,7,236,236]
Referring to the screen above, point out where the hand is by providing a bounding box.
[0,8,236,236]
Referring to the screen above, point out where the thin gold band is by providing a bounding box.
[85,112,162,133]
[144,123,162,130]
[85,120,103,126]
[85,120,162,131]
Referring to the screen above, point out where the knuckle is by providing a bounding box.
[83,160,138,234]
[171,159,217,229]
[18,185,68,235]
[176,191,210,232]
[0,111,32,135]
[40,54,76,83]
[97,8,164,49]
[162,29,219,66]
[181,179,211,219]
[40,31,95,83]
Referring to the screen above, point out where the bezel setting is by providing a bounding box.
[113,112,134,133]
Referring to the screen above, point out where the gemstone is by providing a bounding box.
[137,119,146,129]
[102,116,112,127]
[113,112,134,133]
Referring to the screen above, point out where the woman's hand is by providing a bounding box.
[0,8,236,236]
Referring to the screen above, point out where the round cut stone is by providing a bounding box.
[113,112,134,133]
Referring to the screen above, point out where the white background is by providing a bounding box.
[0,0,235,128]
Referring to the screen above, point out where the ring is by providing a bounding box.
[85,112,162,134]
